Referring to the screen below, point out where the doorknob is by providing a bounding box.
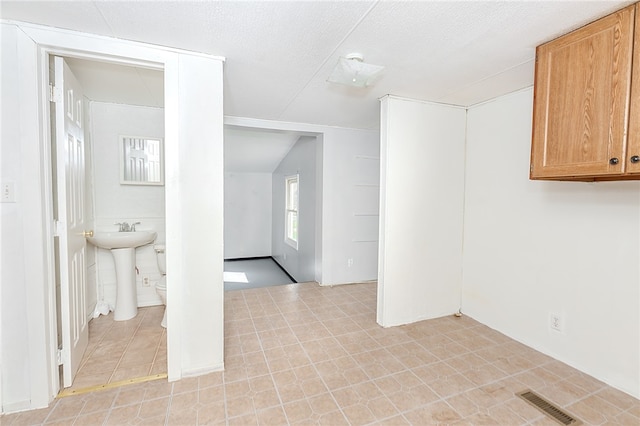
[83,230,94,238]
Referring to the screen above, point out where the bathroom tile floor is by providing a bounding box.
[65,305,167,393]
[3,282,638,425]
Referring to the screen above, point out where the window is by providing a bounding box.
[285,174,299,249]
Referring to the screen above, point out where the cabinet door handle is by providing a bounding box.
[630,155,640,164]
[609,157,619,165]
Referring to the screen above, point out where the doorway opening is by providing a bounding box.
[49,54,167,394]
[223,125,322,291]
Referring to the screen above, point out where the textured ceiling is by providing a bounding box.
[1,0,632,131]
[0,1,633,172]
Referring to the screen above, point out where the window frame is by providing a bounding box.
[284,174,299,250]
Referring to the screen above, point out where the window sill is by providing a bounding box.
[284,238,298,250]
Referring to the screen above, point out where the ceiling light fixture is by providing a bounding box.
[327,53,384,88]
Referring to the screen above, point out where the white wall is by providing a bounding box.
[91,102,165,219]
[322,130,380,285]
[224,172,272,259]
[0,24,44,412]
[272,136,317,282]
[377,96,466,327]
[318,128,380,285]
[90,102,165,309]
[463,88,640,398]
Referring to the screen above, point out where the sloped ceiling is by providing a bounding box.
[224,127,301,173]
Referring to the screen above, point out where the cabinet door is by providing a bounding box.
[531,5,635,179]
[627,4,640,175]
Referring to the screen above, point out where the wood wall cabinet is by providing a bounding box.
[530,4,640,181]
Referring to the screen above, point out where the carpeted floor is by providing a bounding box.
[224,257,295,291]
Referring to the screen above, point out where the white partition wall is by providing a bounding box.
[377,96,466,327]
[165,54,224,379]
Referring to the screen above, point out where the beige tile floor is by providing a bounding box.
[2,282,639,425]
[66,305,167,392]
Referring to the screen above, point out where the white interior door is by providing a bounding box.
[54,56,89,388]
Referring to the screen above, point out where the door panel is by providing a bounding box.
[54,56,88,388]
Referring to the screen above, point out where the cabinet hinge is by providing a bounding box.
[56,349,64,366]
[49,84,62,103]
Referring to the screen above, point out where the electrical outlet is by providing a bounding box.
[142,276,150,287]
[1,181,15,203]
[549,312,564,333]
[347,258,354,267]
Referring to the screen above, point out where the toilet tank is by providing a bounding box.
[154,244,166,274]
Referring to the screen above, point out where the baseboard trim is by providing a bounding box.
[224,256,271,262]
[181,363,225,379]
[270,257,297,283]
[319,280,378,287]
[137,296,163,308]
[2,400,32,415]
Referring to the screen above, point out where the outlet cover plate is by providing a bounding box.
[549,312,565,333]
[1,181,16,203]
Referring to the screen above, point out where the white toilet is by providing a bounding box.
[154,244,167,328]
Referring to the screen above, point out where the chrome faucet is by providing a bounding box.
[114,222,130,232]
[131,222,141,232]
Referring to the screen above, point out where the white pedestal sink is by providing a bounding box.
[87,231,157,321]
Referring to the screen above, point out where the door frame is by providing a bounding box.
[223,117,325,284]
[39,47,167,400]
[7,21,225,411]
[22,25,172,405]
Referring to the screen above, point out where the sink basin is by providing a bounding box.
[87,231,157,249]
[86,230,158,321]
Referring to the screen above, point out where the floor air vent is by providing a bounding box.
[516,390,582,425]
